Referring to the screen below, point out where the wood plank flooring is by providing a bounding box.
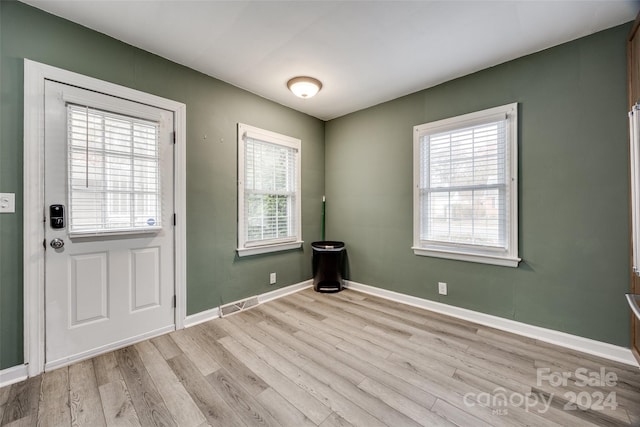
[1,288,640,426]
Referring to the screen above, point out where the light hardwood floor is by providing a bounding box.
[1,288,639,426]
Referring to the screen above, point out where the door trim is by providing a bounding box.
[23,59,187,377]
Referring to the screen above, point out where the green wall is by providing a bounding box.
[0,1,325,369]
[325,23,632,347]
[0,0,634,372]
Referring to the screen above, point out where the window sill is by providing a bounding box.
[69,227,162,238]
[237,241,304,257]
[412,246,521,268]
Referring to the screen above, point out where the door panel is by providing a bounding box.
[69,252,108,326]
[131,247,162,311]
[44,81,175,368]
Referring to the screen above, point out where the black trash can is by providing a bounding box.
[312,241,345,292]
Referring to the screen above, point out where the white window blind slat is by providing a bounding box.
[67,104,162,235]
[420,119,508,248]
[244,137,297,244]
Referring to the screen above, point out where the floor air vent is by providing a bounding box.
[219,296,260,317]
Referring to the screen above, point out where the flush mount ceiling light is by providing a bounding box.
[287,76,322,99]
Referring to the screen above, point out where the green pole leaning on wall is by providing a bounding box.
[322,195,326,241]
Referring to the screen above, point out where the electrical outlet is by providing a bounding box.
[438,282,447,295]
[0,193,15,213]
[270,272,276,285]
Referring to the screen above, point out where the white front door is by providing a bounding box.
[43,80,175,369]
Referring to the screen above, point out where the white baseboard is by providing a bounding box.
[183,306,221,328]
[183,280,313,328]
[0,364,28,388]
[258,279,313,304]
[344,280,639,368]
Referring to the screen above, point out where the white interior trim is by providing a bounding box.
[344,280,639,367]
[236,123,302,257]
[183,280,313,328]
[413,103,519,268]
[412,246,521,268]
[258,279,313,304]
[0,365,28,388]
[237,241,304,257]
[23,59,187,377]
[183,307,222,328]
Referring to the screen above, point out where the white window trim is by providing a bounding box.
[23,59,187,377]
[412,102,520,268]
[237,123,303,257]
[237,241,304,257]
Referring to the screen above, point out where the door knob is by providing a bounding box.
[50,238,64,249]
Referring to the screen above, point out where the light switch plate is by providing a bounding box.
[438,282,447,295]
[0,193,15,213]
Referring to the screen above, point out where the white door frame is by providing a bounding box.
[23,59,187,377]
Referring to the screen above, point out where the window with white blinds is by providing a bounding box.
[413,103,520,267]
[237,123,302,256]
[67,104,162,235]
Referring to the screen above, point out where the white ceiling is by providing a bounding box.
[20,0,640,121]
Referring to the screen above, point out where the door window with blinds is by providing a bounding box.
[412,103,520,267]
[67,104,162,235]
[237,123,302,256]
